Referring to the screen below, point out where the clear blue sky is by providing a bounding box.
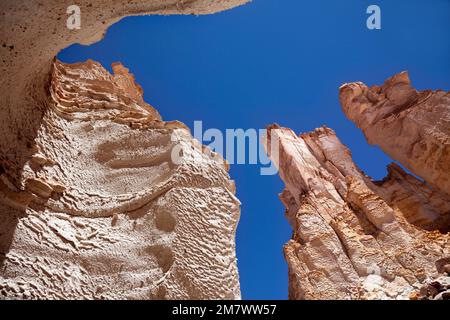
[58,0,450,299]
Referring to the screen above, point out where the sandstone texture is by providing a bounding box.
[411,275,450,300]
[0,0,247,299]
[267,73,449,299]
[340,72,450,196]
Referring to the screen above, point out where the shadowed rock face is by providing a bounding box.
[267,77,449,299]
[0,0,247,299]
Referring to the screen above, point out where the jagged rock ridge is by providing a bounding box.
[267,73,449,300]
[340,72,450,196]
[0,0,248,299]
[0,59,240,299]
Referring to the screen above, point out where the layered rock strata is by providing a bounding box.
[0,0,247,299]
[267,74,450,299]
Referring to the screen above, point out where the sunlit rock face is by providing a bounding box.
[0,59,240,299]
[339,72,450,196]
[267,74,450,299]
[0,0,248,299]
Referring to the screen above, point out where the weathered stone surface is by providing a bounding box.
[0,0,247,299]
[410,276,450,300]
[0,58,241,299]
[266,122,449,300]
[0,0,248,191]
[339,72,450,196]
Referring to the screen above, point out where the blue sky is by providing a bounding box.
[58,0,450,299]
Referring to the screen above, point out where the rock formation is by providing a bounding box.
[2,0,448,301]
[339,72,450,196]
[267,73,449,300]
[0,0,248,299]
